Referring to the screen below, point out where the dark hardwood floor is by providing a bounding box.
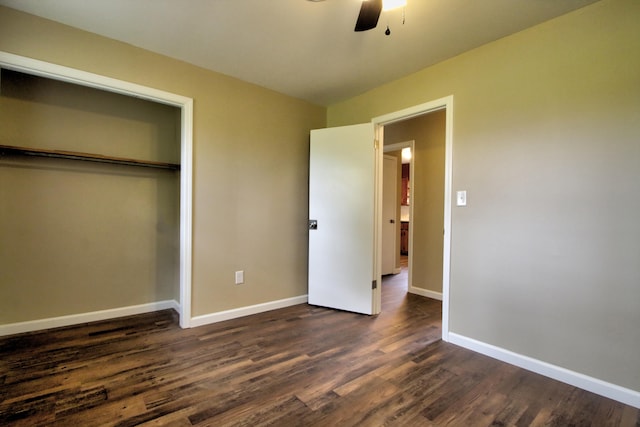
[1,269,638,426]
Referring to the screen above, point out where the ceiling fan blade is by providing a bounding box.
[354,0,382,32]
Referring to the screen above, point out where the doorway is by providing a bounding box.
[373,96,453,340]
[382,141,414,294]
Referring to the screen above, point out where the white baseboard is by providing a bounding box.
[190,295,308,328]
[449,332,640,409]
[409,286,443,301]
[0,300,180,337]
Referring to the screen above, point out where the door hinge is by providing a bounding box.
[372,279,377,289]
[374,139,379,150]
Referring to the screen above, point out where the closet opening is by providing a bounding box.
[0,54,193,333]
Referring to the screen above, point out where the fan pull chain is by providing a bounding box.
[384,4,406,36]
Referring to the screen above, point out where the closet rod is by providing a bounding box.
[0,144,180,170]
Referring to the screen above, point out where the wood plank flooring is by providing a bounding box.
[1,270,638,426]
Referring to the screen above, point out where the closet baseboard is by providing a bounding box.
[0,300,180,337]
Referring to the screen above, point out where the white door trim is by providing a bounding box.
[373,96,454,341]
[0,51,194,328]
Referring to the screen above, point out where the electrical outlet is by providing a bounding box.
[235,270,244,285]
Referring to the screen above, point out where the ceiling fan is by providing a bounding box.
[354,0,406,32]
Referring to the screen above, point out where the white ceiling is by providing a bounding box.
[0,0,599,106]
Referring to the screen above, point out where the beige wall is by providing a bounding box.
[328,0,640,392]
[0,70,181,323]
[0,6,326,321]
[0,69,180,162]
[385,111,446,295]
[2,0,638,395]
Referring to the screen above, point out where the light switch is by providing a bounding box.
[235,270,244,285]
[456,190,467,206]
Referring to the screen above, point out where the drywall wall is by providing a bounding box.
[0,6,325,322]
[328,0,640,393]
[0,70,180,323]
[385,111,446,295]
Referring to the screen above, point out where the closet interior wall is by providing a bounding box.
[0,69,181,325]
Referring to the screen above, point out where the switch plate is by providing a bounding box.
[235,270,244,285]
[456,190,467,206]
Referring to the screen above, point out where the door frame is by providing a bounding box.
[384,140,415,285]
[0,51,194,328]
[372,95,453,341]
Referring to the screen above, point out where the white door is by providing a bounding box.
[308,123,376,315]
[381,155,397,275]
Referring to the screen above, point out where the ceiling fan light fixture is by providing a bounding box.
[382,0,406,11]
[355,0,406,33]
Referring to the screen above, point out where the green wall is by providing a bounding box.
[328,0,640,393]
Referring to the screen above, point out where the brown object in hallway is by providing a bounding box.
[400,221,409,255]
[0,277,637,426]
[401,163,410,206]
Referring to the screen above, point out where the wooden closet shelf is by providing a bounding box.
[0,144,180,170]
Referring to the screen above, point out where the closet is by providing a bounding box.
[0,68,181,326]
